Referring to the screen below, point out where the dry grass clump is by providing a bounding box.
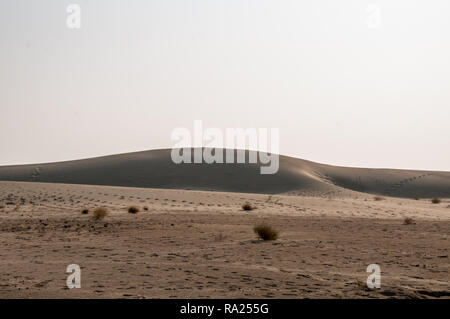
[81,208,89,215]
[431,198,441,204]
[254,224,278,241]
[242,202,256,211]
[403,217,416,225]
[374,196,384,201]
[128,206,139,214]
[214,233,227,242]
[356,279,373,292]
[93,207,108,220]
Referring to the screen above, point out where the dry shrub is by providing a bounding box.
[403,217,415,225]
[374,196,384,201]
[81,209,89,215]
[242,202,256,211]
[128,206,139,214]
[356,279,372,292]
[254,224,278,241]
[93,207,108,220]
[431,198,441,204]
[143,206,149,211]
[214,233,226,241]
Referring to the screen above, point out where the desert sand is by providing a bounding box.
[1,149,449,198]
[0,149,449,298]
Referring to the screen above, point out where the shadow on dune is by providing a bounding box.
[0,148,449,198]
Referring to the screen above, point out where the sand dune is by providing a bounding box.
[0,149,449,198]
[1,152,449,299]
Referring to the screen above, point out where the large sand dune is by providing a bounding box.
[1,152,449,299]
[0,149,449,198]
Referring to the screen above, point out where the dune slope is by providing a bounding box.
[0,149,449,198]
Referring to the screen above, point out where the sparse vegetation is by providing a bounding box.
[143,206,149,211]
[374,196,384,201]
[356,279,372,292]
[254,224,278,241]
[214,233,226,241]
[403,217,415,225]
[242,202,256,211]
[431,198,441,204]
[128,206,139,214]
[413,197,420,200]
[81,209,89,215]
[93,207,108,220]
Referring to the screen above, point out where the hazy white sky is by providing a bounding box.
[1,0,449,170]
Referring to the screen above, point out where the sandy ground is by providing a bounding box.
[0,181,449,299]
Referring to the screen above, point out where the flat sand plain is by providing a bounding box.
[0,181,448,298]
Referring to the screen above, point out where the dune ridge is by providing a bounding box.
[0,148,449,198]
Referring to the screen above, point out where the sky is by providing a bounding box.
[1,0,449,170]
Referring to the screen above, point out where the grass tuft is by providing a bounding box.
[431,198,441,204]
[253,224,278,241]
[403,217,415,225]
[242,202,256,211]
[93,207,108,220]
[128,206,139,214]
